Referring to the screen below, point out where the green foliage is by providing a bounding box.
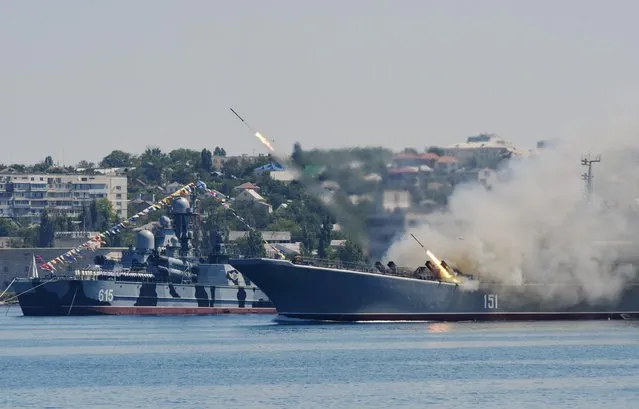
[81,198,117,232]
[37,210,55,247]
[230,200,270,230]
[336,239,365,263]
[317,213,334,259]
[7,164,26,172]
[137,147,169,185]
[105,215,135,247]
[168,148,200,165]
[76,160,96,169]
[100,150,137,168]
[52,214,75,231]
[234,230,266,257]
[32,156,55,172]
[18,226,38,248]
[201,149,213,172]
[426,146,445,156]
[0,218,17,236]
[4,145,403,264]
[299,223,317,255]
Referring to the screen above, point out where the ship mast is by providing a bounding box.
[581,154,601,200]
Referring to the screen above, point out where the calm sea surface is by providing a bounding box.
[1,305,638,409]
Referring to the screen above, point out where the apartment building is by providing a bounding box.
[0,173,127,221]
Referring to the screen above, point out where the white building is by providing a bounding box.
[234,188,272,214]
[164,181,182,195]
[382,190,412,212]
[433,156,459,174]
[444,133,515,168]
[0,173,128,221]
[228,230,291,243]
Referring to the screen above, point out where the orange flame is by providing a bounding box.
[255,132,275,152]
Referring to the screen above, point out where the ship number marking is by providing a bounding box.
[484,294,498,309]
[98,289,114,302]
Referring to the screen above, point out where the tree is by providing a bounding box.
[105,215,135,247]
[37,210,55,247]
[0,218,16,236]
[138,147,169,185]
[235,230,266,257]
[213,146,226,157]
[317,212,333,259]
[168,148,200,165]
[100,150,136,168]
[7,164,26,173]
[32,157,51,172]
[87,198,115,231]
[16,225,38,248]
[95,199,115,231]
[221,157,242,179]
[336,240,364,263]
[426,146,445,156]
[201,148,213,172]
[402,148,418,155]
[8,237,25,248]
[52,214,74,231]
[299,223,317,256]
[76,160,96,169]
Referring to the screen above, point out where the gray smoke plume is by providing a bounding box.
[384,123,639,306]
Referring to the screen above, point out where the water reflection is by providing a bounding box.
[426,322,451,333]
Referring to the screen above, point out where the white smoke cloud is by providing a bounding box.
[384,121,639,307]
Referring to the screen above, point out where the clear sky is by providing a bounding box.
[2,0,639,166]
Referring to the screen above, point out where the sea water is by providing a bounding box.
[1,306,638,409]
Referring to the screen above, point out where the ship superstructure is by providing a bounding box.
[10,189,275,316]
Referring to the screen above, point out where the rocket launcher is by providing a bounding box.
[410,234,463,284]
[425,249,462,284]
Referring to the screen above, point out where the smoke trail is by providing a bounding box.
[384,123,639,307]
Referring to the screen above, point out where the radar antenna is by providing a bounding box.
[581,154,601,199]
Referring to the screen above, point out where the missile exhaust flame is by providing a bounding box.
[255,132,275,152]
[410,233,461,283]
[228,108,275,152]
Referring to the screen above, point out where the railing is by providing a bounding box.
[287,257,379,273]
[227,251,381,274]
[54,231,100,239]
[73,270,155,281]
[274,256,464,283]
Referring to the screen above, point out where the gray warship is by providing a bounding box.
[230,154,639,322]
[230,254,639,322]
[10,195,275,316]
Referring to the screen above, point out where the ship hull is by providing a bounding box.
[11,278,276,316]
[230,258,639,322]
